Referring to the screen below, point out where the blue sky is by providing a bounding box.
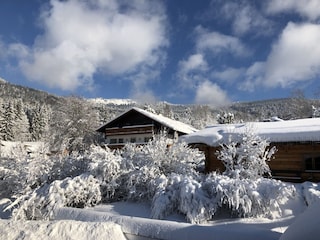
[1,0,320,105]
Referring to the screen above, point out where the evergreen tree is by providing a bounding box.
[0,100,3,140]
[0,101,15,141]
[30,104,50,141]
[217,112,235,124]
[13,99,31,141]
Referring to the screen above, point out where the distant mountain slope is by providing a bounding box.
[230,97,320,121]
[0,80,62,106]
[1,79,320,129]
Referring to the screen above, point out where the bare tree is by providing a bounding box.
[50,96,100,152]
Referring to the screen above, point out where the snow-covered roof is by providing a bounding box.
[180,118,320,146]
[132,107,197,134]
[97,107,198,134]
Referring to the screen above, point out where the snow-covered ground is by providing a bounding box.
[55,202,291,240]
[1,182,319,240]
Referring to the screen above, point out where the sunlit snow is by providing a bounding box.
[181,117,320,146]
[1,182,320,240]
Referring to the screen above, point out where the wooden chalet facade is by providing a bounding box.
[97,107,197,149]
[181,118,320,182]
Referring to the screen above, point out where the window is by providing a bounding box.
[315,157,320,170]
[144,137,152,142]
[118,138,124,144]
[130,138,136,143]
[305,157,313,170]
[110,139,117,144]
[305,155,320,171]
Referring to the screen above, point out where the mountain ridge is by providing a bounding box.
[1,79,320,125]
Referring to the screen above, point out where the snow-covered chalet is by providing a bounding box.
[97,107,197,149]
[181,118,320,182]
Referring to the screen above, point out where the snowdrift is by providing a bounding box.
[55,203,286,240]
[0,219,126,240]
[280,202,320,240]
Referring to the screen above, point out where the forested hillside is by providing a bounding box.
[1,79,320,152]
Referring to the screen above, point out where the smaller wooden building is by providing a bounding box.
[97,107,197,149]
[181,118,320,182]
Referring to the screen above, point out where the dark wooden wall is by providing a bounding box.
[193,142,320,182]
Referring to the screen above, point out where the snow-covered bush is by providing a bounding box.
[0,145,91,199]
[0,144,53,198]
[216,126,276,180]
[152,173,215,223]
[9,174,101,220]
[203,173,295,219]
[49,152,90,181]
[122,133,203,176]
[0,145,98,220]
[88,145,123,200]
[121,142,163,200]
[151,172,296,223]
[119,134,204,201]
[87,133,204,203]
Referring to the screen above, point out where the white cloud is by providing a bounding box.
[177,53,208,87]
[0,39,7,60]
[195,80,230,106]
[212,67,245,83]
[220,1,273,36]
[242,22,320,91]
[242,62,266,91]
[266,0,320,21]
[264,22,320,87]
[128,64,162,103]
[176,26,247,102]
[195,26,248,57]
[8,43,30,59]
[178,54,207,75]
[13,0,168,91]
